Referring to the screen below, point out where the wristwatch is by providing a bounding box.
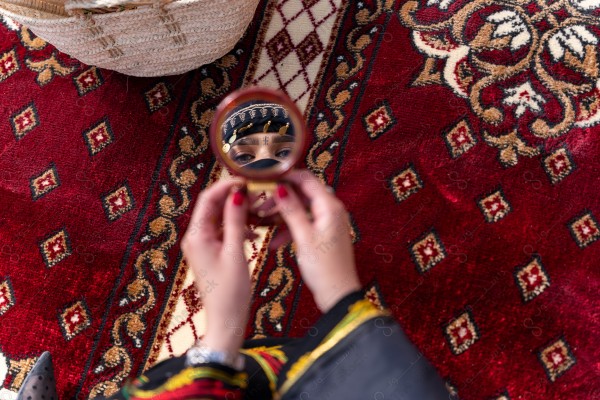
[185,341,245,371]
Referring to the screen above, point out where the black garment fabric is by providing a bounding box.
[276,290,449,399]
[243,158,281,170]
[281,316,450,400]
[222,101,295,144]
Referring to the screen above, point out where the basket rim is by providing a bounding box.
[0,0,253,21]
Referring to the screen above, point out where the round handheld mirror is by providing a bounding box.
[210,87,307,225]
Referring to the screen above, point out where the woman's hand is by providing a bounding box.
[181,178,250,354]
[273,170,362,313]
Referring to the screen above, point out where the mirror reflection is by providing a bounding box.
[221,101,296,171]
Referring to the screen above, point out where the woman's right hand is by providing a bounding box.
[273,170,362,313]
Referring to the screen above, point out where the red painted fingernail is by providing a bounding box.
[276,184,288,199]
[233,190,245,206]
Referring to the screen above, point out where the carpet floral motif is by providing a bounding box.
[400,0,600,166]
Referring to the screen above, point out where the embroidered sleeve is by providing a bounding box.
[241,345,288,396]
[119,365,248,400]
[278,294,389,396]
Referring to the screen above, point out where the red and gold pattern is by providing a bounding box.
[102,184,135,222]
[0,49,19,82]
[74,67,104,96]
[59,300,92,341]
[144,82,172,113]
[0,278,15,316]
[29,163,60,200]
[19,26,48,51]
[483,130,540,167]
[538,338,576,382]
[83,120,114,156]
[514,257,551,302]
[400,0,600,168]
[444,310,480,355]
[10,103,39,140]
[410,230,446,273]
[4,355,38,393]
[390,165,423,203]
[444,119,477,158]
[543,147,576,184]
[363,101,396,139]
[478,189,511,223]
[39,229,71,268]
[364,281,386,310]
[25,52,76,87]
[569,211,600,248]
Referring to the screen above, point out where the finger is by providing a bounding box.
[283,170,344,220]
[269,228,292,250]
[273,182,313,242]
[223,186,249,255]
[283,170,335,202]
[186,178,243,243]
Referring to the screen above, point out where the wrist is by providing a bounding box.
[186,340,245,371]
[203,305,249,353]
[203,330,244,354]
[315,281,362,313]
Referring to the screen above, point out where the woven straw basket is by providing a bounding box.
[0,0,260,76]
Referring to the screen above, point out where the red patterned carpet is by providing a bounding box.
[1,1,599,399]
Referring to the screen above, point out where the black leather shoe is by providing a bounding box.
[16,352,57,400]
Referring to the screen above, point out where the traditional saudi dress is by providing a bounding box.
[96,290,450,400]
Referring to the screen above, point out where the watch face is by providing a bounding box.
[186,346,210,366]
[185,344,245,371]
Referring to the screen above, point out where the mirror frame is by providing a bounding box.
[209,86,307,181]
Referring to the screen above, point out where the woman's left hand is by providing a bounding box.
[181,178,250,354]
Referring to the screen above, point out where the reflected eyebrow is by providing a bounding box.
[232,137,259,146]
[272,135,295,144]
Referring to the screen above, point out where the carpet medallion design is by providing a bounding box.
[0,1,599,399]
[401,0,600,166]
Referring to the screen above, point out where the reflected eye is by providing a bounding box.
[233,153,254,165]
[276,148,291,159]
